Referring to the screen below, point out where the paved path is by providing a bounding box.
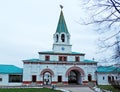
[57,87,94,92]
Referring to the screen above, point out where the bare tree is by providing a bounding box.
[82,0,120,64]
[113,37,120,64]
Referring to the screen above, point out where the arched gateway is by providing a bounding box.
[66,67,85,84]
[40,68,54,85]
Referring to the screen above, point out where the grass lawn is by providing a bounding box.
[98,85,120,92]
[0,88,62,92]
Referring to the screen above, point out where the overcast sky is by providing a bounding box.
[0,0,103,67]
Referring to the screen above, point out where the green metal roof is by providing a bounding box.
[72,52,84,54]
[56,10,69,34]
[23,58,97,64]
[27,59,39,62]
[23,59,39,62]
[38,51,85,55]
[0,65,23,74]
[83,59,95,62]
[97,66,120,73]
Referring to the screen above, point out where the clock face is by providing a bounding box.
[61,47,65,51]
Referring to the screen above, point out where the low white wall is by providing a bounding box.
[0,74,22,86]
[0,74,8,86]
[97,73,118,85]
[8,83,22,86]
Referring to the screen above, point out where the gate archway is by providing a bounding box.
[40,68,54,85]
[66,67,85,85]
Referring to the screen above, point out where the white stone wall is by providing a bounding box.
[83,65,97,81]
[67,56,74,61]
[39,55,45,61]
[23,63,97,84]
[0,74,22,86]
[39,54,84,62]
[0,74,8,86]
[80,56,84,61]
[97,73,118,85]
[50,55,58,61]
[8,83,22,86]
[23,64,29,81]
[53,44,72,53]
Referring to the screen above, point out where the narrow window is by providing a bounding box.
[0,78,2,81]
[103,76,105,80]
[116,76,117,80]
[112,76,114,81]
[64,56,67,61]
[75,56,79,62]
[45,56,50,61]
[56,34,59,42]
[59,56,63,61]
[61,34,65,42]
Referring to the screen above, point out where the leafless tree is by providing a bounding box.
[113,37,120,64]
[82,0,120,64]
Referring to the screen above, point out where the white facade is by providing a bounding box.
[0,74,22,86]
[23,62,97,85]
[97,73,119,85]
[0,74,8,86]
[52,44,72,53]
[39,54,84,62]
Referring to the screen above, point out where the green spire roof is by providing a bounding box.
[56,10,69,34]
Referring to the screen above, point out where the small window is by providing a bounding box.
[9,75,22,82]
[64,56,67,61]
[61,34,65,42]
[56,34,59,42]
[59,56,67,61]
[0,78,2,81]
[103,76,105,80]
[59,56,63,61]
[75,56,79,62]
[116,76,117,80]
[45,56,50,61]
[112,76,114,81]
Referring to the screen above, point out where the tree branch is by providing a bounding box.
[110,0,120,14]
